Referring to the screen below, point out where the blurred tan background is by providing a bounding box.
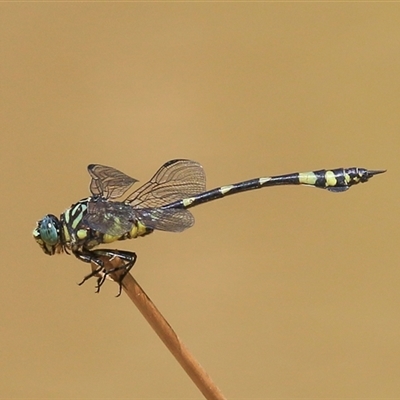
[1,3,399,399]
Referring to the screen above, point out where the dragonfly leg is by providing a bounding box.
[75,250,105,292]
[75,249,137,296]
[96,249,137,296]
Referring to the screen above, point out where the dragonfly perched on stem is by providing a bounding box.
[33,159,385,295]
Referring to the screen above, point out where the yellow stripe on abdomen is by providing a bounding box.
[298,172,317,186]
[99,221,152,244]
[102,233,120,243]
[324,170,337,187]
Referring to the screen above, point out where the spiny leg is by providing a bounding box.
[75,249,137,296]
[75,251,104,289]
[94,249,137,296]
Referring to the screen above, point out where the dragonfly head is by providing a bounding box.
[33,214,63,255]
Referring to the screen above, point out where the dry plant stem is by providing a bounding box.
[98,256,227,400]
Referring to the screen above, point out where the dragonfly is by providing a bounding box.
[33,159,385,295]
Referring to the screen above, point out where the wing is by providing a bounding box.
[84,199,195,236]
[83,199,134,237]
[84,160,205,235]
[88,164,138,200]
[136,207,195,232]
[126,159,206,208]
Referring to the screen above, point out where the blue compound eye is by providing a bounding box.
[39,215,60,245]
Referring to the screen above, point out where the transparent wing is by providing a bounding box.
[83,199,134,237]
[84,160,204,235]
[126,159,206,208]
[88,164,138,200]
[136,208,195,232]
[83,200,195,235]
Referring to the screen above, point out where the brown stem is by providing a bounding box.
[97,256,227,400]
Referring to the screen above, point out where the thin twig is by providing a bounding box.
[97,256,227,400]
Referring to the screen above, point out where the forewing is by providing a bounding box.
[83,200,134,236]
[126,159,206,208]
[88,164,138,199]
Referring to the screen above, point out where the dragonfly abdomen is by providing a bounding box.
[164,167,382,211]
[116,221,154,241]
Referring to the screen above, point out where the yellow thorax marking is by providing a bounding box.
[76,229,87,240]
[63,225,71,242]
